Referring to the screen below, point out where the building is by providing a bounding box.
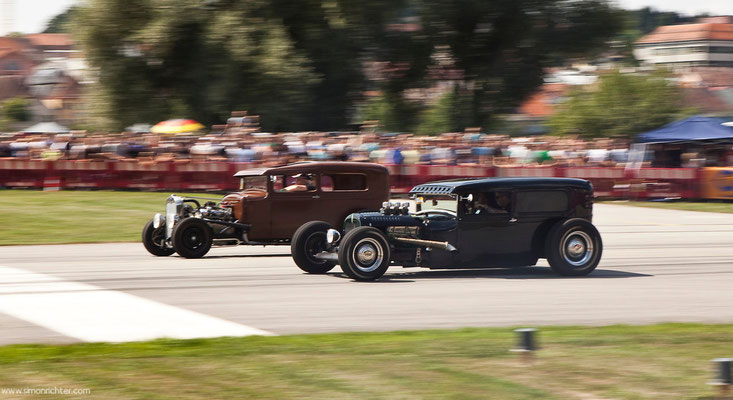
[634,17,733,69]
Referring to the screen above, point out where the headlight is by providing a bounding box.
[326,229,341,245]
[153,213,164,229]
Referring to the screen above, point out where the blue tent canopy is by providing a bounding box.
[635,116,733,143]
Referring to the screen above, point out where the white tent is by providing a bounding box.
[23,122,70,134]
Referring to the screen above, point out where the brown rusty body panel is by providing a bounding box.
[228,162,389,242]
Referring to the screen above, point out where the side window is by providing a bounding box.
[271,175,284,191]
[321,173,367,191]
[320,175,334,191]
[464,191,512,216]
[516,191,568,213]
[275,173,316,193]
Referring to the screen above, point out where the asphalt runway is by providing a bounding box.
[1,203,732,345]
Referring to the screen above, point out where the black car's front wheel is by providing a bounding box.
[172,218,213,259]
[291,221,336,274]
[545,218,602,276]
[142,219,175,256]
[338,227,391,281]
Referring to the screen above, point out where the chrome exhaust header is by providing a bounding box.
[392,237,457,252]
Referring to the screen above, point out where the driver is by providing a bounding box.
[284,173,315,192]
[474,191,510,214]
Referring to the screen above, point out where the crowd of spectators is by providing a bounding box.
[1,119,731,168]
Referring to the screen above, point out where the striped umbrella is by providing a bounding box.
[150,119,205,134]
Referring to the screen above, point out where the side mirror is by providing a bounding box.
[461,194,473,202]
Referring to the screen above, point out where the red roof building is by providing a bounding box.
[635,18,733,68]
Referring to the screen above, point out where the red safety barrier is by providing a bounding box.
[561,167,626,198]
[0,158,49,188]
[53,160,113,189]
[0,160,707,199]
[172,161,238,191]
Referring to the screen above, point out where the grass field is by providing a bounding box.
[0,323,731,399]
[0,190,210,245]
[602,200,733,214]
[1,190,732,245]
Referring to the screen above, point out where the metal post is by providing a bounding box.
[511,328,538,364]
[709,358,732,399]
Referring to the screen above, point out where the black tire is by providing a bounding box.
[545,218,602,276]
[338,227,391,281]
[142,219,175,256]
[291,221,336,274]
[172,218,213,258]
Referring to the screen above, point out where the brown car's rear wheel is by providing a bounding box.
[172,218,213,259]
[338,227,391,281]
[291,221,336,274]
[142,219,175,256]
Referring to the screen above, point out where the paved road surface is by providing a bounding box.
[1,203,732,344]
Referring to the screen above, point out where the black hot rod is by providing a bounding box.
[290,177,603,281]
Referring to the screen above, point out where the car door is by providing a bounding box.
[268,173,320,239]
[513,188,571,259]
[316,172,372,228]
[456,190,532,267]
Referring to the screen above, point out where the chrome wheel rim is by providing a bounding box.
[561,230,594,267]
[352,238,384,273]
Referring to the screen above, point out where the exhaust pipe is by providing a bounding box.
[392,237,457,252]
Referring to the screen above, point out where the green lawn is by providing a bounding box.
[0,190,211,245]
[603,200,733,214]
[2,190,733,246]
[0,324,731,399]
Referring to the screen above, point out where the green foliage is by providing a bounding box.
[549,70,689,138]
[1,97,31,122]
[72,0,621,131]
[414,87,473,135]
[43,6,81,33]
[360,92,420,132]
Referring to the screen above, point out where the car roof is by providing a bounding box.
[234,161,388,177]
[409,177,592,195]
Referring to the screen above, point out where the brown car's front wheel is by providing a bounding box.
[172,218,213,259]
[291,221,336,274]
[142,219,175,257]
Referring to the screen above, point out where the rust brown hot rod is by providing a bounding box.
[142,162,389,258]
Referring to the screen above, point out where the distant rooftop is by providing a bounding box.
[23,33,74,49]
[637,18,733,45]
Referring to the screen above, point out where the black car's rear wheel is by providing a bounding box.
[291,221,336,274]
[338,227,391,281]
[172,218,213,258]
[142,219,175,256]
[545,218,602,276]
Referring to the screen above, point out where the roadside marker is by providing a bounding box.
[511,328,538,364]
[0,266,274,342]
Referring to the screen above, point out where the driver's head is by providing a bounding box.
[496,192,510,207]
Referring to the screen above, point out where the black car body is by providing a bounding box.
[291,177,602,281]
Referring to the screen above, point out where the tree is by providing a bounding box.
[1,97,31,122]
[549,70,690,137]
[72,0,621,131]
[44,6,81,33]
[76,0,319,131]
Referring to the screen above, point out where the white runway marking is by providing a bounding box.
[0,266,274,342]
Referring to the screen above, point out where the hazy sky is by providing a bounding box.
[1,0,732,36]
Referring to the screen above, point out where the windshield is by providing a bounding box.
[414,194,457,213]
[240,176,268,190]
